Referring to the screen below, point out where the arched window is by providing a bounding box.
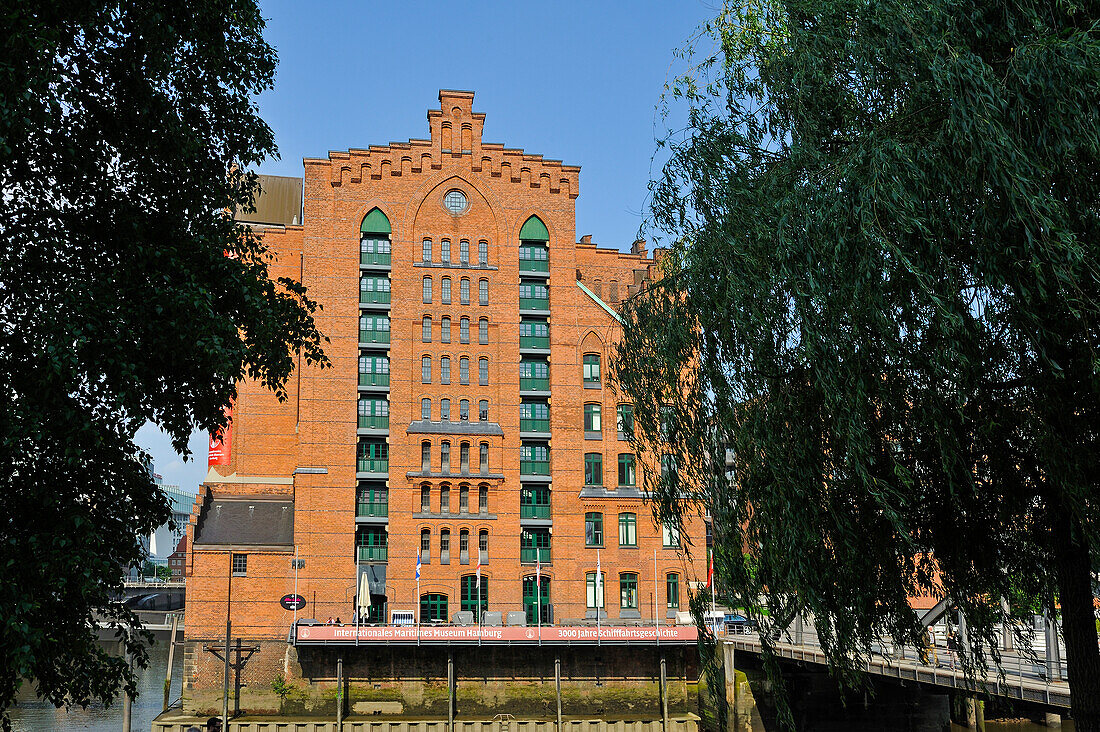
[422,238,432,263]
[421,397,431,420]
[420,482,431,512]
[479,399,488,422]
[421,443,431,473]
[479,358,489,386]
[441,441,451,474]
[441,316,452,343]
[422,316,432,343]
[478,318,488,345]
[459,483,470,513]
[459,357,470,385]
[460,278,470,305]
[583,353,601,386]
[584,403,602,433]
[441,239,451,264]
[479,529,489,558]
[478,240,488,266]
[478,484,489,515]
[479,278,489,306]
[440,529,451,563]
[479,443,489,475]
[360,209,392,267]
[619,572,638,609]
[442,276,452,304]
[441,398,451,421]
[422,276,433,303]
[666,573,680,609]
[440,483,451,514]
[441,356,451,385]
[422,356,432,384]
[421,529,431,563]
[460,442,470,473]
[459,240,470,265]
[459,529,470,562]
[460,317,470,344]
[460,399,470,421]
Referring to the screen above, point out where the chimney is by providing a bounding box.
[631,238,647,256]
[579,234,592,245]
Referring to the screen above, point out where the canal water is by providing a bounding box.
[8,632,184,732]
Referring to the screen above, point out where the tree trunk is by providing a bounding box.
[1053,507,1100,732]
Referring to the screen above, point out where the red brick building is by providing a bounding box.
[182,91,708,700]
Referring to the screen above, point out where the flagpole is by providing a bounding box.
[416,550,422,647]
[356,553,361,647]
[536,556,542,646]
[654,548,659,647]
[710,548,716,618]
[477,551,482,646]
[596,548,601,646]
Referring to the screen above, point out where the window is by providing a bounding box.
[620,572,638,609]
[422,239,432,263]
[478,484,488,515]
[617,404,634,439]
[441,316,452,343]
[609,280,619,302]
[421,443,432,472]
[421,398,431,420]
[460,399,470,421]
[479,279,489,305]
[520,318,549,348]
[460,442,470,472]
[618,453,636,486]
[460,357,469,385]
[358,355,390,385]
[440,484,450,513]
[479,399,488,422]
[459,484,469,513]
[444,189,467,214]
[422,356,432,384]
[460,278,470,305]
[460,240,470,264]
[420,483,431,511]
[666,574,680,609]
[459,529,470,562]
[584,403,602,433]
[661,453,677,479]
[420,593,447,622]
[460,317,470,344]
[583,354,601,386]
[478,318,488,345]
[357,440,388,472]
[479,358,489,386]
[358,398,389,428]
[423,276,432,303]
[359,275,391,303]
[232,553,247,576]
[618,513,637,546]
[478,240,488,266]
[441,441,451,473]
[584,453,603,486]
[521,443,550,474]
[421,529,431,562]
[519,280,549,306]
[440,529,451,563]
[479,443,489,474]
[442,276,452,304]
[585,512,604,546]
[586,572,605,609]
[663,521,680,548]
[422,316,432,343]
[441,398,451,421]
[359,315,390,342]
[441,356,451,385]
[460,575,487,620]
[441,239,451,264]
[479,529,489,558]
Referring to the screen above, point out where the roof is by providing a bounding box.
[234,174,303,227]
[193,496,294,548]
[171,535,188,556]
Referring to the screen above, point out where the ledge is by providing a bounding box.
[406,420,504,437]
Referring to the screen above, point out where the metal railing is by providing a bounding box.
[520,335,550,350]
[519,297,550,311]
[357,458,388,473]
[358,415,389,429]
[520,546,551,563]
[356,545,388,562]
[359,373,390,387]
[356,501,388,518]
[520,503,551,520]
[519,377,550,392]
[520,459,550,476]
[519,417,550,433]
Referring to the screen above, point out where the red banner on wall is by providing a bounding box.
[207,403,234,467]
[294,624,699,645]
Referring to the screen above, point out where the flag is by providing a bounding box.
[706,549,713,588]
[596,548,602,606]
[475,552,482,588]
[416,550,421,581]
[535,554,541,584]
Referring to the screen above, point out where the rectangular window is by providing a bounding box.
[586,572,605,609]
[422,276,432,303]
[422,239,432,263]
[583,354,601,386]
[441,317,451,343]
[479,359,489,386]
[479,318,488,345]
[584,403,602,433]
[618,513,637,547]
[460,575,488,620]
[442,277,452,304]
[422,316,431,343]
[584,453,603,486]
[620,573,638,609]
[585,512,604,546]
[617,404,634,439]
[459,357,469,385]
[460,240,470,264]
[478,240,488,266]
[618,453,636,486]
[666,574,680,609]
[460,279,470,305]
[479,279,489,306]
[663,522,680,548]
[231,553,247,576]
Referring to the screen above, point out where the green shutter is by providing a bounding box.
[361,208,392,235]
[519,216,549,241]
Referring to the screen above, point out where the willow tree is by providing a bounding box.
[0,0,327,726]
[614,0,1100,726]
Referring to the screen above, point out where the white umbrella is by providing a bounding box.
[357,572,372,616]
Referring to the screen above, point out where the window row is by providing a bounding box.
[418,527,489,566]
[422,316,489,345]
[420,397,491,423]
[583,453,636,487]
[582,403,634,437]
[421,238,489,267]
[420,440,491,475]
[360,275,392,305]
[583,511,679,548]
[423,276,489,306]
[421,355,490,386]
[419,482,491,516]
[586,571,681,610]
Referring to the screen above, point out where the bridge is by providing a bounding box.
[720,622,1071,713]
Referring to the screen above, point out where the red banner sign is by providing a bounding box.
[295,624,699,645]
[207,403,234,467]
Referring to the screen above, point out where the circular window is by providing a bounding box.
[443,189,468,215]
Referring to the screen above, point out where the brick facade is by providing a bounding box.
[184,91,708,689]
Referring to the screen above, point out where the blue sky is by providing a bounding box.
[137,0,717,491]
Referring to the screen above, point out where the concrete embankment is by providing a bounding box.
[151,715,701,732]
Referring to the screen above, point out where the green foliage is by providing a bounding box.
[0,0,328,727]
[271,676,297,702]
[615,0,1100,727]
